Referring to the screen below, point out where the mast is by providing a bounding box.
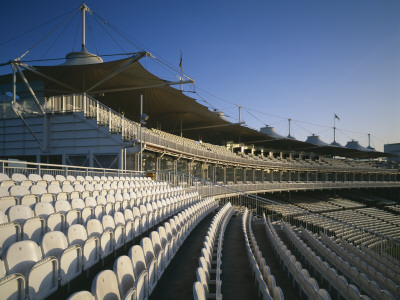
[81,2,88,51]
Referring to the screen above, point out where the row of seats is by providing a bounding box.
[0,176,182,212]
[319,232,399,297]
[67,197,218,300]
[0,190,198,258]
[193,202,234,300]
[338,237,400,285]
[300,227,395,300]
[263,215,330,300]
[360,243,400,275]
[0,193,209,300]
[282,222,369,300]
[243,209,283,300]
[0,173,154,185]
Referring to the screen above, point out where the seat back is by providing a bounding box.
[66,290,94,300]
[113,255,135,298]
[7,205,34,224]
[140,237,155,266]
[68,224,88,246]
[6,240,42,275]
[41,231,68,258]
[91,269,121,300]
[86,219,104,238]
[129,245,147,278]
[193,281,206,300]
[34,202,55,217]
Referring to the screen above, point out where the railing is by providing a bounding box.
[0,159,399,261]
[0,159,144,179]
[156,170,400,262]
[45,94,397,174]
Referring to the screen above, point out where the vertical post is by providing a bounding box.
[140,94,143,172]
[238,105,242,124]
[81,3,86,50]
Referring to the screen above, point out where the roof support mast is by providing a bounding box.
[81,2,88,51]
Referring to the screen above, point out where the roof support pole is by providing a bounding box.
[13,62,45,114]
[85,51,148,93]
[17,62,79,92]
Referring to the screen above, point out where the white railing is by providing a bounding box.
[45,94,398,175]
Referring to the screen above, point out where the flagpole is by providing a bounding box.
[333,114,336,142]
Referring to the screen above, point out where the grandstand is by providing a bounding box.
[0,3,399,300]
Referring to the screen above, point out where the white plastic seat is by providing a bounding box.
[102,215,125,251]
[0,221,21,258]
[124,208,140,238]
[139,205,148,232]
[66,290,95,300]
[86,219,114,259]
[164,222,176,256]
[157,226,171,265]
[140,237,158,291]
[0,186,10,198]
[47,184,62,195]
[91,269,121,300]
[67,224,100,271]
[0,196,18,214]
[5,240,58,299]
[114,211,134,243]
[11,174,27,183]
[113,255,137,300]
[41,231,82,285]
[129,245,149,299]
[193,281,207,300]
[34,202,65,232]
[150,231,165,277]
[55,200,81,226]
[8,205,45,243]
[71,198,93,224]
[0,273,25,300]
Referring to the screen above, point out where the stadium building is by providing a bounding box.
[0,4,399,300]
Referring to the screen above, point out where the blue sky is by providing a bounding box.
[0,0,399,151]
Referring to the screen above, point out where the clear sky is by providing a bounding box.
[0,0,399,152]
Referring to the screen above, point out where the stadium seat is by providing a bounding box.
[91,269,122,300]
[0,221,21,258]
[102,215,125,251]
[86,219,114,259]
[41,231,83,285]
[150,231,165,277]
[8,205,45,243]
[0,273,25,300]
[67,224,100,270]
[113,255,137,300]
[129,245,149,298]
[193,281,207,300]
[34,202,65,231]
[66,290,95,300]
[5,240,58,299]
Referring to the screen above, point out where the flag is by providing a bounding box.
[334,113,340,120]
[179,51,182,72]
